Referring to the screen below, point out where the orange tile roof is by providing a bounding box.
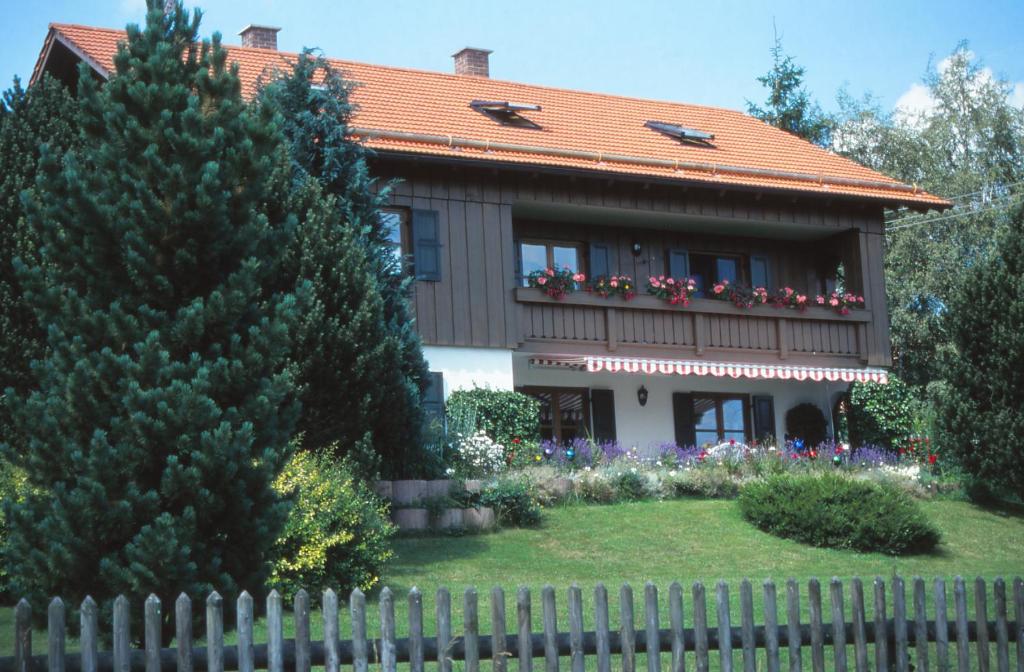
[37,23,949,209]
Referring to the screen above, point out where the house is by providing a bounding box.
[31,23,949,451]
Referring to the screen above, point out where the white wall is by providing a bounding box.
[423,346,515,397]
[512,354,845,454]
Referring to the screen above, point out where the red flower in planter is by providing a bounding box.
[928,454,937,465]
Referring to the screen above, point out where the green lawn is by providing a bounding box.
[3,498,1023,663]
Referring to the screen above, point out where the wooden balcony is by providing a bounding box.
[514,287,877,367]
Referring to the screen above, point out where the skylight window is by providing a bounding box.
[645,120,715,146]
[470,100,542,129]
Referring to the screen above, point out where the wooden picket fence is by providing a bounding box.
[4,575,1023,672]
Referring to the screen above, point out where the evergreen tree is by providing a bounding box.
[0,75,78,442]
[935,204,1024,499]
[747,31,833,147]
[258,52,430,476]
[2,1,301,631]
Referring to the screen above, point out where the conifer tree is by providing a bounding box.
[935,204,1024,498]
[0,75,78,442]
[259,53,430,476]
[2,1,301,628]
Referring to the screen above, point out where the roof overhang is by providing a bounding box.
[31,25,111,87]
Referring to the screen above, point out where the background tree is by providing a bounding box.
[934,204,1024,499]
[258,52,431,477]
[0,75,78,442]
[2,1,301,632]
[747,30,833,147]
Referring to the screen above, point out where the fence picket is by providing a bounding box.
[669,582,686,672]
[237,592,254,672]
[176,594,192,672]
[977,578,991,672]
[645,582,661,672]
[267,590,283,672]
[324,589,340,672]
[144,595,161,672]
[995,578,1009,672]
[113,595,130,672]
[893,576,909,672]
[595,584,612,672]
[409,588,424,672]
[80,597,98,672]
[850,579,868,672]
[542,585,559,672]
[808,579,824,672]
[14,600,30,672]
[717,581,733,672]
[207,592,224,672]
[492,586,508,672]
[622,584,637,672]
[569,585,585,672]
[935,579,950,672]
[954,577,970,672]
[786,579,802,672]
[763,581,780,672]
[351,589,368,672]
[693,582,709,672]
[873,578,888,672]
[47,598,65,672]
[463,588,479,672]
[1013,578,1023,672]
[830,578,848,672]
[295,590,311,672]
[518,587,533,672]
[740,580,755,672]
[382,587,397,672]
[914,578,930,672]
[435,587,451,672]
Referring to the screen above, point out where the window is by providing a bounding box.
[692,395,749,445]
[645,120,715,146]
[750,255,770,289]
[688,253,741,296]
[470,100,542,129]
[379,209,407,272]
[519,240,582,286]
[520,387,591,443]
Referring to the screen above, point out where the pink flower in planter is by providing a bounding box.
[610,279,619,288]
[797,294,807,304]
[666,277,675,285]
[573,273,586,283]
[816,295,825,305]
[830,297,839,307]
[545,268,555,276]
[536,276,547,285]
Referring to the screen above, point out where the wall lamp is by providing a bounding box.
[637,385,649,407]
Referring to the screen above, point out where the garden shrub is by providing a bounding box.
[270,450,395,602]
[446,388,541,449]
[785,403,828,446]
[576,472,618,503]
[847,376,916,449]
[738,473,940,555]
[662,467,740,499]
[481,478,542,527]
[611,470,651,501]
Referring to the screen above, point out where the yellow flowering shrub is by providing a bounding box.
[269,450,395,601]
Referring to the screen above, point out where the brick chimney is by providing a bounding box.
[452,47,492,77]
[239,25,280,50]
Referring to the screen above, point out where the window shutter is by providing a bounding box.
[668,249,689,278]
[589,243,610,280]
[422,372,445,426]
[412,209,442,281]
[590,389,617,443]
[672,392,696,447]
[752,395,776,444]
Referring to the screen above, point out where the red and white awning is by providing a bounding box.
[529,355,889,384]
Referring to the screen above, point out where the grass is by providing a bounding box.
[3,497,1023,665]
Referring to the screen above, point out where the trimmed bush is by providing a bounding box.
[446,388,541,449]
[785,403,828,446]
[612,471,651,501]
[847,377,916,449]
[270,450,395,602]
[738,473,940,555]
[481,478,542,527]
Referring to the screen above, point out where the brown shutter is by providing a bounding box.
[672,392,696,447]
[411,209,442,281]
[752,395,776,444]
[590,389,616,442]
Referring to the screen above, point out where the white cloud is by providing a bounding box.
[893,52,1024,124]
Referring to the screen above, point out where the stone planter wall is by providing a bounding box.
[390,506,496,533]
[376,479,470,505]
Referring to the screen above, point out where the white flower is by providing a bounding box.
[669,470,677,477]
[445,467,455,476]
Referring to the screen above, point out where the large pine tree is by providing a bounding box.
[0,75,78,442]
[258,53,430,476]
[2,1,301,626]
[936,204,1024,499]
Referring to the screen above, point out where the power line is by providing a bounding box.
[886,192,1024,233]
[884,178,1024,227]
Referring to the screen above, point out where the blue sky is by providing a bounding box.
[2,0,1023,116]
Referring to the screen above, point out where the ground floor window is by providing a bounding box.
[519,386,590,442]
[692,393,749,446]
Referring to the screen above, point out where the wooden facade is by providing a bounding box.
[378,159,892,368]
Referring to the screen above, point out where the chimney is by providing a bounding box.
[452,47,492,77]
[239,24,280,50]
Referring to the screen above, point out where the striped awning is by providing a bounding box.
[529,356,889,384]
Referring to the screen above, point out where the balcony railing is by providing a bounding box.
[514,287,872,365]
